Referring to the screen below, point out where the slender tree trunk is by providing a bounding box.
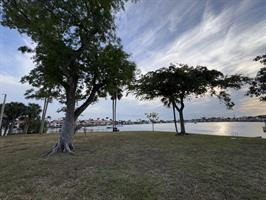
[114,97,117,129]
[112,98,115,132]
[172,103,178,134]
[4,125,8,136]
[39,98,48,134]
[152,122,154,132]
[178,109,186,135]
[174,98,186,136]
[24,120,30,134]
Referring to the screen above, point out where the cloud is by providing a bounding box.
[0,29,34,77]
[0,0,265,120]
[117,0,266,119]
[118,0,266,76]
[237,97,266,115]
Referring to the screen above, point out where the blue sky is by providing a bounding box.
[0,0,265,120]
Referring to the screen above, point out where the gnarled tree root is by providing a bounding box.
[42,142,74,156]
[175,132,189,136]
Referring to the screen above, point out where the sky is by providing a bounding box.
[0,0,266,121]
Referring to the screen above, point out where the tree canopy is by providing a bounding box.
[0,102,42,135]
[134,64,248,134]
[1,0,135,107]
[0,0,136,153]
[247,55,266,101]
[21,103,42,134]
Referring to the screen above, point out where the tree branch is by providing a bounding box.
[74,83,102,119]
[173,101,180,112]
[10,0,31,24]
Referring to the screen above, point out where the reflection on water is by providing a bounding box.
[48,122,265,138]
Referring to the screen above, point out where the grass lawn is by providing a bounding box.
[0,132,265,200]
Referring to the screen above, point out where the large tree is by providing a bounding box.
[0,0,136,153]
[134,64,247,135]
[246,55,266,101]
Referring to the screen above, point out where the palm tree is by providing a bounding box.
[111,89,122,132]
[161,97,179,134]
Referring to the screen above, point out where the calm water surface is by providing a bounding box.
[49,122,266,138]
[119,122,265,138]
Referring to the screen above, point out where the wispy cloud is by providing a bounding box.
[238,97,266,115]
[0,0,265,119]
[118,0,266,76]
[115,0,266,118]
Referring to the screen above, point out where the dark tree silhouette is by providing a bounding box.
[134,64,248,135]
[246,55,266,101]
[110,90,122,132]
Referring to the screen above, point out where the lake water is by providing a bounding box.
[48,122,266,138]
[119,122,265,138]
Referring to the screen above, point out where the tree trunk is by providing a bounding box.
[24,120,30,134]
[172,102,178,134]
[114,97,117,129]
[46,82,102,155]
[58,97,75,152]
[4,125,8,136]
[47,89,75,155]
[178,109,186,135]
[39,98,48,134]
[174,98,186,136]
[112,98,115,132]
[152,122,154,132]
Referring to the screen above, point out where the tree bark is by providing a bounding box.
[24,120,30,134]
[4,125,8,136]
[114,97,117,129]
[178,109,186,135]
[112,98,115,132]
[172,102,179,134]
[39,97,49,134]
[47,88,75,155]
[174,98,186,136]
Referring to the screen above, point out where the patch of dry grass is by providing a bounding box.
[0,132,265,200]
